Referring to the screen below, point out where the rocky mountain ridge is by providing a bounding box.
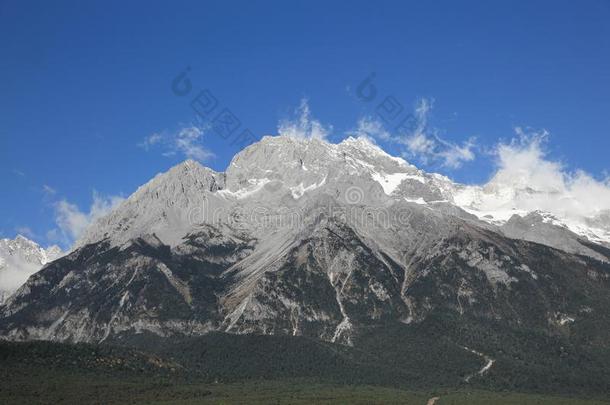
[1,135,608,348]
[77,135,610,259]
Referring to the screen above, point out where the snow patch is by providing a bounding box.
[372,171,424,195]
[405,197,427,205]
[290,175,327,199]
[219,178,272,199]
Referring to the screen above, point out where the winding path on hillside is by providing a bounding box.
[425,345,496,404]
[461,345,495,383]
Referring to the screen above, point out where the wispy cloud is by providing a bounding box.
[434,137,476,169]
[351,98,476,169]
[349,116,392,141]
[15,226,37,240]
[138,133,163,151]
[49,191,124,247]
[278,98,332,140]
[172,126,214,161]
[42,184,57,196]
[397,99,476,169]
[402,132,436,157]
[138,126,214,162]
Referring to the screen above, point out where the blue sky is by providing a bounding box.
[1,0,609,248]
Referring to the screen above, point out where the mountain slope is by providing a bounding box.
[2,206,608,346]
[2,135,609,341]
[1,135,609,395]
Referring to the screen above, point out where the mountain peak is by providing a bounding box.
[14,234,35,244]
[0,236,63,304]
[74,133,610,254]
[76,157,225,248]
[167,158,212,175]
[339,136,415,169]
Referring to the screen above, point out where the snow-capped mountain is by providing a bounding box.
[0,235,62,304]
[0,135,608,348]
[77,135,609,258]
[454,176,610,247]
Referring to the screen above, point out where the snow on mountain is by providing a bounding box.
[2,134,610,346]
[453,176,610,245]
[76,135,609,256]
[0,235,62,304]
[76,160,225,248]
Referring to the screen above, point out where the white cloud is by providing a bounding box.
[54,200,90,241]
[139,126,213,162]
[0,258,41,297]
[403,132,436,156]
[435,137,477,169]
[349,116,392,141]
[138,133,163,151]
[0,235,62,296]
[173,126,213,161]
[455,128,610,231]
[399,98,476,168]
[354,99,476,169]
[51,191,124,246]
[490,128,563,192]
[278,98,332,140]
[410,97,432,138]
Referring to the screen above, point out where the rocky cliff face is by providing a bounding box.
[1,135,609,347]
